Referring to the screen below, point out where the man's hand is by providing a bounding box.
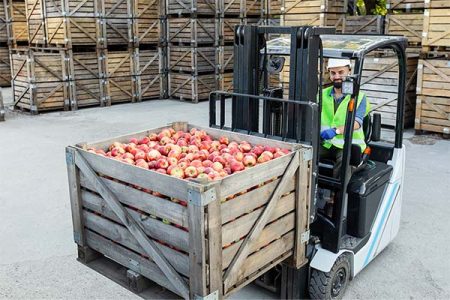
[320,128,337,140]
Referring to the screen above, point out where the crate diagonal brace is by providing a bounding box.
[74,151,190,300]
[223,151,300,291]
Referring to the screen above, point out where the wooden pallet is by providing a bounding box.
[281,0,347,14]
[169,46,217,73]
[0,46,11,86]
[282,13,345,32]
[133,48,161,76]
[66,122,312,299]
[166,0,218,16]
[386,0,425,10]
[168,18,217,46]
[385,13,423,46]
[343,15,384,35]
[135,73,162,100]
[361,54,419,127]
[169,73,217,102]
[11,48,70,112]
[422,9,450,49]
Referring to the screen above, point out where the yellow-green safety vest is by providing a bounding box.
[321,86,370,152]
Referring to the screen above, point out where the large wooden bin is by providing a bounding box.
[66,122,312,299]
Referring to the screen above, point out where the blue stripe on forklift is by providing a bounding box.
[363,182,400,267]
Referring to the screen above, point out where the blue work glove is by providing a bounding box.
[320,128,337,140]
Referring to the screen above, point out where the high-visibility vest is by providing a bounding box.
[321,86,370,152]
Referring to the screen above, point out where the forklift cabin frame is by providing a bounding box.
[209,26,408,254]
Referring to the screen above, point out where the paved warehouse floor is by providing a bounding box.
[0,87,449,299]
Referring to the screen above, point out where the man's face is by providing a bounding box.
[329,66,351,85]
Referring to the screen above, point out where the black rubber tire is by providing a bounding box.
[308,254,351,300]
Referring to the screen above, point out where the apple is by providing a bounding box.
[204,167,214,174]
[126,143,137,152]
[264,145,275,153]
[212,162,224,171]
[185,153,195,161]
[234,152,244,162]
[210,141,221,151]
[243,155,257,167]
[257,153,271,164]
[168,157,178,166]
[224,167,232,175]
[147,149,161,161]
[148,133,158,141]
[188,145,199,153]
[219,136,229,145]
[281,148,290,154]
[170,166,184,179]
[274,151,285,158]
[135,159,149,169]
[129,138,138,144]
[202,160,213,167]
[160,136,173,145]
[109,142,123,151]
[122,152,134,160]
[134,150,146,161]
[252,145,264,156]
[261,151,274,159]
[122,158,134,164]
[168,149,180,159]
[156,168,167,174]
[138,137,150,145]
[148,161,157,169]
[157,158,169,169]
[177,139,188,147]
[184,166,198,178]
[239,142,252,152]
[189,128,198,135]
[148,141,158,148]
[213,156,226,166]
[190,160,203,168]
[230,160,245,173]
[197,166,205,174]
[137,144,150,153]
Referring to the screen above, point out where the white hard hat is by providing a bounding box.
[327,58,351,70]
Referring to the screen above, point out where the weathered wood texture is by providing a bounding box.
[167,0,218,15]
[218,45,233,72]
[282,12,345,32]
[385,13,423,46]
[0,46,11,86]
[422,9,450,48]
[135,73,162,100]
[415,58,450,133]
[386,0,425,10]
[219,71,233,92]
[132,18,160,46]
[169,46,217,73]
[67,122,312,299]
[281,0,347,14]
[169,72,217,102]
[361,54,419,127]
[424,0,450,8]
[343,15,384,34]
[4,0,28,44]
[168,18,217,46]
[11,48,70,112]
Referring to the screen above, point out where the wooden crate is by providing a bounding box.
[104,75,135,103]
[104,49,134,78]
[135,73,162,100]
[25,0,46,44]
[68,49,103,80]
[0,46,11,86]
[168,18,217,46]
[166,0,217,16]
[46,17,101,47]
[219,71,233,92]
[132,18,160,46]
[416,58,450,98]
[44,0,98,18]
[282,13,345,32]
[222,18,242,44]
[11,48,70,112]
[343,15,384,34]
[385,13,423,46]
[133,48,160,76]
[281,0,347,14]
[66,121,311,299]
[133,0,160,18]
[223,0,242,16]
[422,9,450,49]
[424,0,450,8]
[103,0,132,19]
[386,0,425,10]
[169,46,217,73]
[69,77,105,108]
[4,0,28,44]
[361,54,419,127]
[169,73,217,102]
[102,18,133,46]
[415,95,450,134]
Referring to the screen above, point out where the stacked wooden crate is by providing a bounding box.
[342,15,384,35]
[415,0,450,135]
[0,1,11,86]
[10,0,163,113]
[385,0,425,55]
[166,0,220,102]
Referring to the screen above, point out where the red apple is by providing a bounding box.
[202,160,213,167]
[122,152,134,160]
[185,153,195,161]
[212,162,224,171]
[234,152,244,162]
[204,167,214,174]
[257,153,271,164]
[168,157,178,166]
[170,166,184,179]
[190,160,203,168]
[252,145,264,156]
[243,155,257,167]
[177,139,188,147]
[148,161,158,169]
[129,138,138,144]
[219,136,229,145]
[135,159,149,169]
[184,166,198,178]
[261,151,274,159]
[210,141,221,151]
[134,150,146,161]
[160,136,173,145]
[148,141,158,149]
[239,142,252,152]
[224,167,232,175]
[122,158,134,165]
[126,143,137,152]
[264,145,275,153]
[156,168,167,174]
[178,160,189,170]
[148,133,158,141]
[138,137,150,145]
[230,160,244,173]
[168,149,180,159]
[197,166,205,174]
[157,158,169,169]
[147,149,161,161]
[213,156,226,166]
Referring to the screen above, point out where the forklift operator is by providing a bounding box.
[319,58,370,178]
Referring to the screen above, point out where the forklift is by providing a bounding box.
[210,25,407,299]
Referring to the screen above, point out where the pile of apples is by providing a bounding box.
[88,127,290,181]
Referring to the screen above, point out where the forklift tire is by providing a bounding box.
[308,254,351,300]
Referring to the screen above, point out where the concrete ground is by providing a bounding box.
[0,86,449,299]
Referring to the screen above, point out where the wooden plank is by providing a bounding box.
[83,210,190,277]
[221,176,296,224]
[223,151,299,291]
[85,230,183,297]
[74,149,190,299]
[222,212,295,269]
[81,189,189,251]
